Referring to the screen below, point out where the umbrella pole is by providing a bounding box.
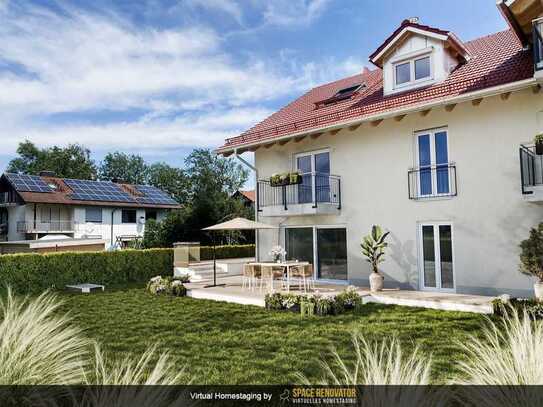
[204,232,225,288]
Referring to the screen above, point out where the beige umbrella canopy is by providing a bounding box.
[201,217,276,287]
[202,217,277,231]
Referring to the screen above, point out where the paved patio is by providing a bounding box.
[184,273,495,314]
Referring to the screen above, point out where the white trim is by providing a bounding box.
[393,53,434,91]
[389,46,433,64]
[413,127,451,198]
[417,221,456,292]
[221,78,536,155]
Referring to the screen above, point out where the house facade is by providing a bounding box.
[0,172,180,247]
[217,0,543,297]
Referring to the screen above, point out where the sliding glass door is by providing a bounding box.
[285,226,348,282]
[317,228,347,280]
[419,223,454,291]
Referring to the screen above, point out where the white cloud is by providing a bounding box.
[0,0,360,168]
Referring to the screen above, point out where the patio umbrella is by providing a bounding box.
[202,217,276,288]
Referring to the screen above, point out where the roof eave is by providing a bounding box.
[497,0,529,46]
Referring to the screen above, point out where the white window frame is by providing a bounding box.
[417,221,456,292]
[293,148,331,204]
[413,127,451,199]
[393,53,433,90]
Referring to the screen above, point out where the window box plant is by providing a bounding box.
[535,133,543,155]
[269,172,302,187]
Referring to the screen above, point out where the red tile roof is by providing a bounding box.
[219,29,534,153]
[239,190,255,202]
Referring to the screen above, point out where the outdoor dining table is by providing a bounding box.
[250,261,310,292]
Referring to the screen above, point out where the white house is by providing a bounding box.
[217,0,543,297]
[0,172,180,247]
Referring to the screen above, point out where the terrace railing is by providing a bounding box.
[17,220,75,233]
[534,18,543,72]
[408,163,457,200]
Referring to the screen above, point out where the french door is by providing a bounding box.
[295,151,330,204]
[418,222,455,291]
[416,129,449,197]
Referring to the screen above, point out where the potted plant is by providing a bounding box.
[269,245,286,263]
[361,225,390,292]
[519,222,543,301]
[269,172,303,187]
[535,133,543,155]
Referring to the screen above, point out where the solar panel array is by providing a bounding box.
[135,185,178,205]
[65,179,137,203]
[5,173,54,193]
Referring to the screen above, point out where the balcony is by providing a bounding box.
[519,144,543,201]
[534,18,543,77]
[257,173,341,217]
[17,220,75,234]
[408,163,457,200]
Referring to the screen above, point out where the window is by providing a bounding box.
[416,128,450,197]
[419,223,454,291]
[122,209,137,224]
[295,150,330,204]
[146,210,157,221]
[414,56,431,80]
[394,55,432,88]
[85,207,102,223]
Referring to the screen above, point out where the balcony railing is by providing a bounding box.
[534,18,543,72]
[519,144,543,194]
[257,172,341,211]
[17,220,75,233]
[408,163,457,200]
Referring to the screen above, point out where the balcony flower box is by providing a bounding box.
[270,172,303,187]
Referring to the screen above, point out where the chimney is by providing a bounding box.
[39,171,56,177]
[408,17,419,24]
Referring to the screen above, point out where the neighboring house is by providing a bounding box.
[232,190,255,210]
[217,0,543,297]
[0,172,181,247]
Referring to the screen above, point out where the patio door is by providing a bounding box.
[285,226,348,283]
[416,129,449,197]
[295,151,330,204]
[418,222,455,291]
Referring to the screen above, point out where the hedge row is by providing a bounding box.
[0,249,173,294]
[0,245,255,294]
[200,244,255,261]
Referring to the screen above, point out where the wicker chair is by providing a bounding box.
[260,265,286,292]
[242,263,260,291]
[290,264,314,293]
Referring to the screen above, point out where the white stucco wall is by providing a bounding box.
[255,87,543,297]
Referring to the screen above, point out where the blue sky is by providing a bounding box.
[0,0,507,178]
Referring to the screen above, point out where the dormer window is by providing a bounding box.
[393,55,432,88]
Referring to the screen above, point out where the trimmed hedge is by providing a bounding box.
[200,244,255,261]
[0,249,173,294]
[0,244,255,294]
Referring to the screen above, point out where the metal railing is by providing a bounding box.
[408,163,457,200]
[257,172,341,211]
[534,18,543,72]
[519,144,543,194]
[17,220,75,233]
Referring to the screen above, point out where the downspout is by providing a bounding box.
[110,208,118,249]
[233,149,259,261]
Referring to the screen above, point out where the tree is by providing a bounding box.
[98,152,147,184]
[146,162,189,205]
[7,141,97,179]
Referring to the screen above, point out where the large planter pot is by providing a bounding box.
[535,281,543,301]
[369,272,384,292]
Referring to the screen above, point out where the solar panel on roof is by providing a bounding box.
[65,179,136,203]
[135,185,178,205]
[5,173,54,193]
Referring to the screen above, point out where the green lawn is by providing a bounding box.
[58,285,487,384]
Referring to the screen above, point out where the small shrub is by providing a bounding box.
[315,296,336,316]
[519,223,543,283]
[334,286,363,310]
[264,292,284,310]
[281,293,302,312]
[300,298,315,318]
[493,297,543,319]
[146,276,186,297]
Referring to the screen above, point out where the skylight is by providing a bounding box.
[315,83,364,108]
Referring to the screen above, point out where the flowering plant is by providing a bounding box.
[269,245,286,262]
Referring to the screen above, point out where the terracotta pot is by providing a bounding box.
[369,272,384,292]
[535,281,543,301]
